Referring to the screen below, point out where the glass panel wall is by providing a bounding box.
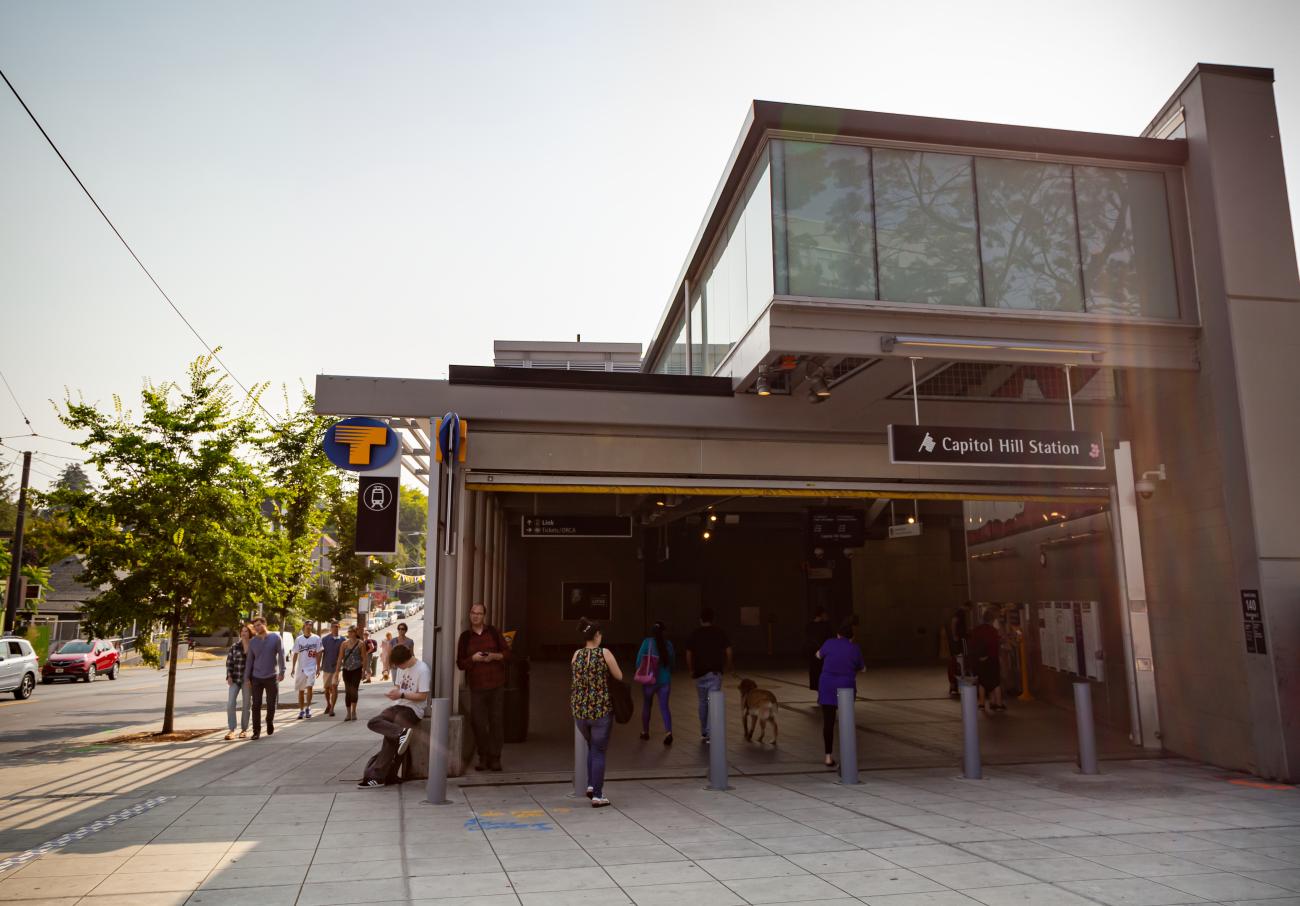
[654,315,687,374]
[689,289,705,375]
[976,158,1084,312]
[1075,167,1179,318]
[698,150,773,373]
[779,141,875,299]
[875,149,983,307]
[770,139,1181,321]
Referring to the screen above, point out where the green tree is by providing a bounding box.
[55,463,92,494]
[261,389,341,630]
[0,462,17,532]
[39,355,279,733]
[396,484,428,570]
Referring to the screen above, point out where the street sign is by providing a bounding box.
[1241,589,1267,654]
[323,417,399,472]
[888,522,923,539]
[355,475,400,555]
[889,424,1106,470]
[522,515,633,539]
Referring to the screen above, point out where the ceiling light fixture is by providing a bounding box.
[755,373,771,397]
[809,373,831,398]
[881,334,1104,362]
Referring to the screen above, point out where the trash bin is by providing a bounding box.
[503,657,530,743]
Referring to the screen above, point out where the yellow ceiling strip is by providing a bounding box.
[466,482,1108,505]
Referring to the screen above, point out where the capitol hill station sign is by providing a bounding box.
[889,424,1107,470]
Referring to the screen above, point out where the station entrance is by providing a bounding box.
[451,480,1151,783]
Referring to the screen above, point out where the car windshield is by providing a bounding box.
[58,641,92,654]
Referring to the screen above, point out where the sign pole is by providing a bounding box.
[1063,365,1076,430]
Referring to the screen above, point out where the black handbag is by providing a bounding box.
[608,674,634,724]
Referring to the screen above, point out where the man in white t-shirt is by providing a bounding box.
[291,621,323,720]
[360,643,430,787]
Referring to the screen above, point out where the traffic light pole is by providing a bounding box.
[3,451,33,634]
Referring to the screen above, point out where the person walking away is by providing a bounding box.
[970,609,1004,712]
[319,621,344,717]
[359,643,429,787]
[456,602,510,772]
[571,619,622,808]
[363,630,378,683]
[635,621,674,745]
[224,624,252,739]
[686,608,732,744]
[339,626,365,720]
[805,606,833,693]
[946,605,970,698]
[816,620,865,768]
[380,631,394,681]
[291,621,323,719]
[246,617,285,739]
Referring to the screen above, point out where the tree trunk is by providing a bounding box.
[161,607,181,734]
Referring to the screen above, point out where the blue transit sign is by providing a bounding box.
[323,417,399,472]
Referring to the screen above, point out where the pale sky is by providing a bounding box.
[2,0,1298,489]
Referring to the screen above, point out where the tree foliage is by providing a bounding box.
[38,355,279,733]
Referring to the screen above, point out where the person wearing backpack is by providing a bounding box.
[634,621,674,745]
[456,602,510,772]
[571,619,623,808]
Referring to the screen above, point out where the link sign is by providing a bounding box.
[889,424,1106,470]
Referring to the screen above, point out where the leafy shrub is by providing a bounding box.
[136,636,161,668]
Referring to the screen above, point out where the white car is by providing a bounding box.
[0,637,39,700]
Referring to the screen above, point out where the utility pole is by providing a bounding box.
[4,451,32,634]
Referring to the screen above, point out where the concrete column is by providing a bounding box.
[471,492,487,608]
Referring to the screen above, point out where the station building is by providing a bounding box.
[317,63,1300,781]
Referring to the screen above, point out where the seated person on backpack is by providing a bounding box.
[359,643,429,787]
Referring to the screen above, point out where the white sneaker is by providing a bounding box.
[305,708,312,719]
[396,728,412,755]
[591,797,611,808]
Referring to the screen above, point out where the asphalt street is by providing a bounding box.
[0,612,427,757]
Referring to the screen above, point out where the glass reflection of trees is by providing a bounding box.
[977,159,1084,312]
[782,142,876,299]
[1075,167,1179,318]
[874,149,982,307]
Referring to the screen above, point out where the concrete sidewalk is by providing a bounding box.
[2,762,1299,906]
[1,684,1299,906]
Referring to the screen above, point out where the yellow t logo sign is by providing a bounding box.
[333,425,388,465]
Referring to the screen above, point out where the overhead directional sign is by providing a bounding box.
[522,515,633,539]
[889,424,1106,470]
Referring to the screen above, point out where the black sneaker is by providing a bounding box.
[358,779,381,788]
[251,732,261,740]
[267,723,274,735]
[396,728,412,756]
[663,734,673,746]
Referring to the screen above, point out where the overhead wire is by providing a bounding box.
[0,370,33,430]
[0,66,278,425]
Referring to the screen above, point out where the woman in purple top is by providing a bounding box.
[816,621,865,768]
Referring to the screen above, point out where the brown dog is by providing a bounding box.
[739,678,779,745]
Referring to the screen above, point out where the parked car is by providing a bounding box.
[0,637,39,699]
[42,638,120,683]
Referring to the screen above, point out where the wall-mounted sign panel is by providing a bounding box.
[888,522,923,539]
[809,509,866,545]
[889,424,1106,470]
[355,475,400,555]
[1241,589,1267,654]
[523,515,633,539]
[562,581,612,622]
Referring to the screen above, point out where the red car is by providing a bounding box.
[41,639,120,683]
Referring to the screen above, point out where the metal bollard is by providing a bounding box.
[1073,681,1100,775]
[706,688,731,791]
[836,686,859,785]
[572,722,589,798]
[425,697,451,805]
[959,678,982,780]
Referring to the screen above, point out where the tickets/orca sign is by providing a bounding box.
[889,424,1106,469]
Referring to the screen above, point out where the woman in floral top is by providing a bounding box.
[571,619,623,808]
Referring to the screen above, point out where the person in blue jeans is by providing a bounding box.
[686,608,732,743]
[635,621,674,746]
[571,619,623,808]
[817,620,865,768]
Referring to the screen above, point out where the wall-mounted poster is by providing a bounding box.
[562,581,612,622]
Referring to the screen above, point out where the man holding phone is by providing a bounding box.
[456,602,510,772]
